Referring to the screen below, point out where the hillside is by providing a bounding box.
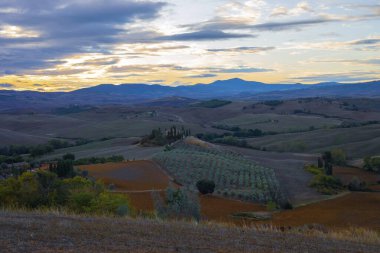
[1,210,379,253]
[1,79,379,110]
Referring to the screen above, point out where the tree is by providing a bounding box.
[152,186,200,221]
[331,148,346,165]
[322,151,334,175]
[196,179,216,195]
[317,157,324,168]
[63,153,75,161]
[325,163,333,176]
[0,162,8,170]
[348,177,366,191]
[50,160,75,178]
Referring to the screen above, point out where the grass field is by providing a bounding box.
[216,113,342,132]
[0,109,206,142]
[247,124,380,158]
[42,138,163,161]
[0,128,55,146]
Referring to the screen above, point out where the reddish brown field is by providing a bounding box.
[81,161,380,230]
[269,192,380,230]
[127,192,266,220]
[128,191,380,230]
[333,166,380,186]
[79,161,171,191]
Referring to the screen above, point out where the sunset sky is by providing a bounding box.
[0,0,379,91]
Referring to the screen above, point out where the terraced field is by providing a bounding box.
[153,140,284,204]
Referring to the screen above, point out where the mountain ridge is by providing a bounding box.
[0,79,379,111]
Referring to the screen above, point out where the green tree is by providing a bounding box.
[331,148,346,165]
[196,179,216,195]
[63,153,75,161]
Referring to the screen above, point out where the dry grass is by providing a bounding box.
[0,209,379,253]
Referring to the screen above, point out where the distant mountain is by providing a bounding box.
[74,78,308,99]
[239,80,380,100]
[0,79,379,111]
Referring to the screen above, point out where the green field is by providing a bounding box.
[40,137,163,161]
[216,113,342,132]
[0,111,205,143]
[247,124,380,158]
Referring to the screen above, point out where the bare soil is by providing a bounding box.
[80,161,171,191]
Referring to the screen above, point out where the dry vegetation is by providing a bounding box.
[0,210,379,253]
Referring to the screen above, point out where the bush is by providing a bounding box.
[348,177,367,191]
[331,148,346,165]
[49,159,75,178]
[152,187,200,221]
[310,175,343,195]
[74,155,124,165]
[0,171,131,216]
[193,99,232,108]
[364,156,380,173]
[196,179,216,195]
[305,165,324,175]
[63,153,75,161]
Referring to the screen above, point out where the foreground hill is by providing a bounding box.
[1,210,378,253]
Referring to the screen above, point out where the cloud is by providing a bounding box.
[108,64,177,74]
[0,0,166,74]
[185,74,218,79]
[148,80,165,83]
[73,58,120,67]
[313,58,380,66]
[271,2,314,17]
[207,46,275,54]
[283,36,380,51]
[0,83,15,88]
[157,30,254,41]
[350,38,380,45]
[214,67,273,73]
[291,72,379,83]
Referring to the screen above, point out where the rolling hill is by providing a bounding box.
[1,79,379,110]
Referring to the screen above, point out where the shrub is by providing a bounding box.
[364,156,380,173]
[63,153,75,161]
[152,187,200,221]
[196,179,216,195]
[193,99,232,108]
[0,171,131,216]
[266,201,277,211]
[310,175,343,195]
[49,159,75,178]
[348,177,367,191]
[331,148,346,165]
[305,165,324,175]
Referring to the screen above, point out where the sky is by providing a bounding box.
[0,0,379,91]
